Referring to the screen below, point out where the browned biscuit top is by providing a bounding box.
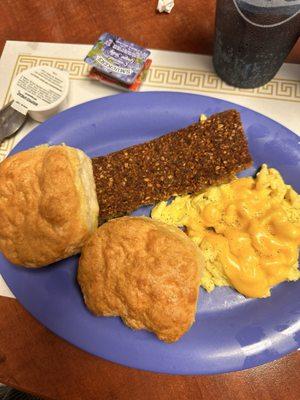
[78,216,204,342]
[0,145,98,267]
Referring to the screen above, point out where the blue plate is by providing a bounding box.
[0,92,299,374]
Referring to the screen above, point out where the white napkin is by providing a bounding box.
[157,0,175,13]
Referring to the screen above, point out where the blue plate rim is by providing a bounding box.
[1,91,299,375]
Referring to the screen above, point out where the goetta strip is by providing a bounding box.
[92,110,252,221]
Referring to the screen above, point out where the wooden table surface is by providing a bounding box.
[0,1,299,399]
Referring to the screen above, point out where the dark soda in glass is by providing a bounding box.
[213,0,300,88]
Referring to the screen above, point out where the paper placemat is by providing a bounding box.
[0,40,299,298]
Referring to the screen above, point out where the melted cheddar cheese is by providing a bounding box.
[151,165,300,298]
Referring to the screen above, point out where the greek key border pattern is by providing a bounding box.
[146,66,300,101]
[1,54,299,160]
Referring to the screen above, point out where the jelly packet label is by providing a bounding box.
[88,59,152,92]
[85,33,151,85]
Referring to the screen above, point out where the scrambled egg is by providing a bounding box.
[151,165,300,298]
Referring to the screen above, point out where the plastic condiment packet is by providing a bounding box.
[11,66,69,122]
[85,33,151,85]
[88,59,152,92]
[157,0,175,13]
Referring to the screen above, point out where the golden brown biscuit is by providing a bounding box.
[0,145,99,268]
[78,216,204,342]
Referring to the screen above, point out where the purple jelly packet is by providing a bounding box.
[84,33,151,85]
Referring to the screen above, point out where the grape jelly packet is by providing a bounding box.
[88,59,152,92]
[85,33,151,85]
